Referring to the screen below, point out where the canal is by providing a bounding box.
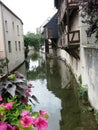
[17,53,98,130]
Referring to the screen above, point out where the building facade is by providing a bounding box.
[54,0,98,109]
[0,1,24,72]
[43,13,58,55]
[55,0,80,78]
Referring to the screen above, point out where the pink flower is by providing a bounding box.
[27,83,33,88]
[20,110,30,117]
[13,126,19,130]
[0,103,5,107]
[23,97,28,104]
[0,121,7,130]
[25,90,31,97]
[39,110,48,116]
[0,95,3,101]
[6,124,13,130]
[34,117,48,130]
[5,102,14,110]
[20,115,35,128]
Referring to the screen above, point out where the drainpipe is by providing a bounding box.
[66,0,69,46]
[1,2,9,73]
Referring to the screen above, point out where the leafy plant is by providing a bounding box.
[0,71,49,130]
[0,96,49,130]
[24,32,45,52]
[0,68,3,74]
[94,110,98,124]
[80,0,98,41]
[79,86,88,98]
[0,58,9,74]
[0,57,49,130]
[78,75,82,84]
[31,52,39,61]
[0,71,39,104]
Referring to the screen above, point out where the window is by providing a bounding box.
[17,25,19,36]
[8,41,11,53]
[18,41,21,51]
[15,41,17,51]
[12,22,14,31]
[5,20,8,32]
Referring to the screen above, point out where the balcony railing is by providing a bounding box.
[67,0,79,7]
[68,30,80,44]
[68,0,79,4]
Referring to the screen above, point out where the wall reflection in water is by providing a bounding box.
[46,59,80,130]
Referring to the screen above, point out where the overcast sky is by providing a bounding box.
[1,0,57,34]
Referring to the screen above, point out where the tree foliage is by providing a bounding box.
[80,0,98,40]
[24,32,45,51]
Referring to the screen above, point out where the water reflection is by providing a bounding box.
[46,59,81,130]
[29,59,39,71]
[17,54,98,130]
[29,79,62,130]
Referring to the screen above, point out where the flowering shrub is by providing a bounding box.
[0,98,49,130]
[0,72,49,130]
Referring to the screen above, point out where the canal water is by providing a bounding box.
[17,53,98,130]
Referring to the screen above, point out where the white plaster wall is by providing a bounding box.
[0,4,6,58]
[84,48,98,109]
[79,9,89,86]
[57,48,81,79]
[1,5,24,72]
[79,9,98,109]
[80,22,98,109]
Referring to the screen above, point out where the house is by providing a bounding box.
[54,0,81,78]
[43,13,58,55]
[0,1,24,73]
[54,0,98,109]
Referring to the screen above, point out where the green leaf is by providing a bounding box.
[0,106,5,114]
[42,114,49,119]
[8,74,16,80]
[31,112,39,118]
[16,121,33,130]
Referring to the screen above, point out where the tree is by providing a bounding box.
[24,32,45,57]
[80,0,98,41]
[24,32,45,51]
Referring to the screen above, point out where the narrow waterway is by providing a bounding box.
[17,53,98,130]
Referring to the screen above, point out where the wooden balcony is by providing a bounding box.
[68,30,80,44]
[58,0,79,23]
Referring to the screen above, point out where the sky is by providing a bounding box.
[1,0,57,34]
